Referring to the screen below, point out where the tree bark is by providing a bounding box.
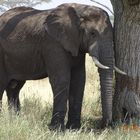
[110,0,140,122]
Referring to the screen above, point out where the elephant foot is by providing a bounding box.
[100,119,112,129]
[48,123,65,132]
[48,114,65,132]
[66,120,81,130]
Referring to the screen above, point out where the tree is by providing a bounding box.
[110,0,140,123]
[0,0,50,12]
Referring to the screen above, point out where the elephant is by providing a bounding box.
[0,3,126,130]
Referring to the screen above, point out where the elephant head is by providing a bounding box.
[44,4,125,127]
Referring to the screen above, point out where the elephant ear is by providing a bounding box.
[44,6,80,56]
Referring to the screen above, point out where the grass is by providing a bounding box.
[1,97,140,140]
[0,55,140,139]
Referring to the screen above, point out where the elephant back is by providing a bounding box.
[0,7,51,40]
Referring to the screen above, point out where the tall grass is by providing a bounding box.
[0,55,140,139]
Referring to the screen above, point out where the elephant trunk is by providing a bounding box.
[98,33,114,127]
[99,67,113,127]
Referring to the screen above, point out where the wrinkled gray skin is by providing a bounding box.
[0,3,120,130]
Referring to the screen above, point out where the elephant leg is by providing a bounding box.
[45,47,71,131]
[6,80,25,113]
[66,55,86,129]
[0,81,8,111]
[48,69,70,131]
[0,45,8,111]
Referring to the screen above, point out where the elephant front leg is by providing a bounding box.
[46,55,71,131]
[48,75,70,131]
[66,56,85,129]
[44,45,72,131]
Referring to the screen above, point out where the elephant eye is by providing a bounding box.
[90,31,96,38]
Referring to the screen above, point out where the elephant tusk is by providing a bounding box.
[92,56,110,69]
[114,66,127,75]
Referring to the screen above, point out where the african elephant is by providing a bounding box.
[0,3,125,130]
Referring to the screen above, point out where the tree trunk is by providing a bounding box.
[110,0,140,122]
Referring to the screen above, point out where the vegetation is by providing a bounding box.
[0,56,139,139]
[0,0,50,12]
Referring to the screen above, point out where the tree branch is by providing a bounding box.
[0,0,50,12]
[90,0,114,15]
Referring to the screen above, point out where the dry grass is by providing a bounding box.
[1,55,140,139]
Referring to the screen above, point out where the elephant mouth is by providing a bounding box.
[92,56,126,75]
